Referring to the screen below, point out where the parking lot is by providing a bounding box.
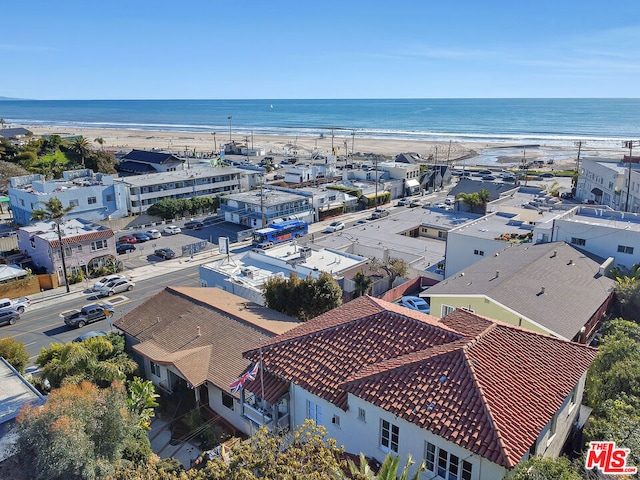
[115,218,251,269]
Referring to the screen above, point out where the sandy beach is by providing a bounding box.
[26,125,577,170]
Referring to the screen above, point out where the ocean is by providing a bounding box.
[1,98,639,153]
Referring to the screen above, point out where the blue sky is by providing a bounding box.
[3,1,639,99]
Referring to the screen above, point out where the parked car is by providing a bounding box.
[273,174,285,180]
[478,169,493,175]
[0,308,20,327]
[561,192,574,199]
[482,175,497,181]
[63,304,112,328]
[154,248,176,260]
[132,232,151,242]
[409,200,423,208]
[73,330,107,342]
[356,219,369,225]
[163,225,182,235]
[444,197,456,205]
[325,221,345,233]
[397,198,409,206]
[541,172,555,178]
[92,274,126,292]
[99,278,135,297]
[184,220,204,230]
[0,297,31,314]
[434,203,448,209]
[118,234,137,244]
[116,243,136,255]
[146,229,162,239]
[400,296,431,314]
[371,208,389,219]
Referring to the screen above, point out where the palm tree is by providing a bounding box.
[0,118,6,129]
[127,377,160,430]
[343,453,425,480]
[456,192,480,213]
[94,137,105,150]
[31,197,75,292]
[72,136,90,167]
[353,271,373,297]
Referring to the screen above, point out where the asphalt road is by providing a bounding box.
[2,265,202,361]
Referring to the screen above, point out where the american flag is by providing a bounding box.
[230,363,259,393]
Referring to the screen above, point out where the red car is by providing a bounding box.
[118,234,137,244]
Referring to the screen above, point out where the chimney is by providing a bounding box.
[495,271,499,278]
[540,286,546,294]
[196,326,201,337]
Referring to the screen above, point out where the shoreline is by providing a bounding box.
[25,125,579,170]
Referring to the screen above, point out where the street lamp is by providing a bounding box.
[623,140,640,212]
[228,116,233,142]
[212,132,217,154]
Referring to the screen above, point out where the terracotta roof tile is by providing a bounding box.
[245,298,597,469]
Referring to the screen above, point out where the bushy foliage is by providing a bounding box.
[15,381,148,480]
[263,272,342,321]
[0,337,30,373]
[147,196,219,219]
[510,456,582,480]
[37,333,138,389]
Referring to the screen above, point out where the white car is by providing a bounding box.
[146,229,161,239]
[326,221,345,233]
[163,225,182,235]
[99,278,135,297]
[92,274,126,292]
[401,296,431,314]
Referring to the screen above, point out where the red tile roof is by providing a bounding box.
[244,297,597,469]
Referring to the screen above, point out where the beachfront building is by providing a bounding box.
[113,286,299,437]
[199,242,367,304]
[267,185,359,221]
[424,241,615,343]
[17,218,116,282]
[116,149,185,176]
[0,127,32,144]
[8,170,128,226]
[282,159,339,185]
[219,187,314,228]
[575,156,640,211]
[376,161,422,195]
[116,166,248,215]
[534,205,640,270]
[241,297,597,478]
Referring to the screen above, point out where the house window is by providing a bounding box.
[438,231,447,239]
[88,196,97,205]
[473,249,484,256]
[77,245,83,253]
[91,240,107,251]
[331,414,341,427]
[548,412,558,443]
[222,392,234,411]
[380,419,399,453]
[30,237,36,249]
[571,237,586,246]
[358,407,366,422]
[150,361,160,376]
[462,460,472,480]
[568,385,578,413]
[441,305,455,317]
[618,245,634,254]
[20,199,25,206]
[424,442,436,471]
[306,400,323,425]
[106,194,115,202]
[64,247,72,257]
[69,199,79,207]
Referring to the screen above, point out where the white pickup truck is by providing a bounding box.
[0,297,31,313]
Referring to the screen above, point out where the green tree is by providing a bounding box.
[510,456,582,480]
[263,272,342,321]
[126,377,159,430]
[353,270,373,297]
[85,149,117,174]
[15,381,148,480]
[0,337,30,374]
[456,192,480,212]
[37,334,138,389]
[72,136,91,167]
[613,276,640,321]
[94,137,105,150]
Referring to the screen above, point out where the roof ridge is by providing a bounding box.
[341,338,468,386]
[462,340,512,468]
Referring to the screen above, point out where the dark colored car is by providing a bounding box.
[118,234,137,244]
[154,248,176,260]
[63,304,110,328]
[132,232,151,242]
[184,220,204,230]
[73,330,107,342]
[0,308,20,327]
[116,243,136,255]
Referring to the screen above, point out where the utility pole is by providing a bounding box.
[351,130,355,158]
[374,155,378,207]
[228,116,232,142]
[574,140,585,173]
[331,128,335,155]
[623,140,640,212]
